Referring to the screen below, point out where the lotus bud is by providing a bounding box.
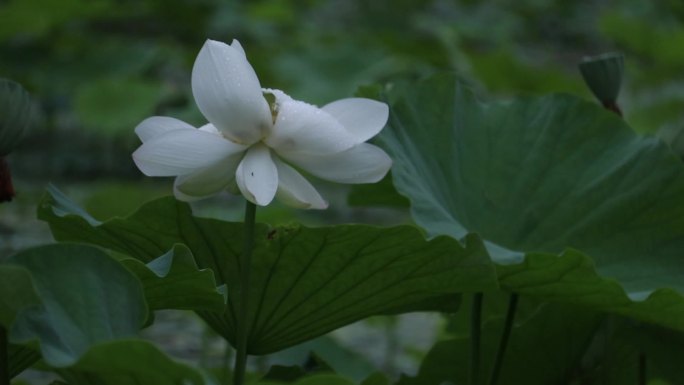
[578,53,624,116]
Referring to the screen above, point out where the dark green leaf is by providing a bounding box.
[379,73,684,330]
[0,265,40,328]
[0,266,46,377]
[347,173,409,208]
[121,244,226,312]
[627,323,684,384]
[7,244,148,366]
[497,250,684,332]
[400,298,601,385]
[38,187,497,354]
[559,316,684,385]
[57,340,209,385]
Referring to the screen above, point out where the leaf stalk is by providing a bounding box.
[470,292,484,385]
[1,325,9,385]
[487,293,519,385]
[233,201,257,385]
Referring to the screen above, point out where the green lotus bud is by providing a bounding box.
[578,53,624,113]
[0,78,34,156]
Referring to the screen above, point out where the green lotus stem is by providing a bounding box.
[488,293,519,385]
[470,292,484,385]
[223,344,233,384]
[1,325,9,385]
[639,352,647,385]
[233,201,257,385]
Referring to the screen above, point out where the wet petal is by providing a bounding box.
[235,144,278,206]
[273,156,328,209]
[263,88,292,104]
[265,96,356,155]
[198,123,221,135]
[192,39,272,144]
[132,129,246,176]
[135,116,194,142]
[322,98,389,143]
[230,39,246,57]
[282,143,392,184]
[173,151,245,201]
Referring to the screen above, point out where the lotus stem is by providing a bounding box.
[470,292,484,385]
[639,351,647,385]
[488,293,519,385]
[1,325,9,385]
[233,201,257,385]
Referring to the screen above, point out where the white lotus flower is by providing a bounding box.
[132,39,391,209]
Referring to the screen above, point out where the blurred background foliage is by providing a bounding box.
[0,0,673,252]
[2,0,684,187]
[1,0,683,248]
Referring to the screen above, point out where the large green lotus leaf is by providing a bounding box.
[622,323,684,384]
[0,266,48,377]
[121,244,226,312]
[38,187,497,354]
[347,173,409,208]
[567,319,684,385]
[378,73,684,328]
[497,250,684,331]
[56,340,210,385]
[0,265,40,328]
[399,299,602,385]
[7,244,148,367]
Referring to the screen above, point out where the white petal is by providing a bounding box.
[230,39,246,57]
[173,151,245,201]
[198,123,221,135]
[281,143,392,184]
[132,129,246,176]
[235,144,278,206]
[263,88,293,104]
[322,98,389,143]
[273,156,328,209]
[265,96,356,155]
[135,116,194,142]
[192,39,272,144]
